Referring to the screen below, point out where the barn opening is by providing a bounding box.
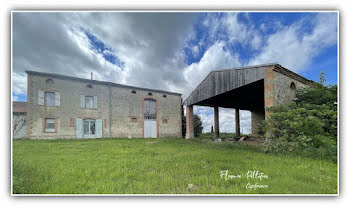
[184,63,313,139]
[144,98,157,138]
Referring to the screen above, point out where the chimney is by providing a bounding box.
[91,72,93,80]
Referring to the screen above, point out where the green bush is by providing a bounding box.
[261,77,337,162]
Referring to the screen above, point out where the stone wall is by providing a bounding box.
[272,71,309,106]
[27,73,182,139]
[264,67,310,119]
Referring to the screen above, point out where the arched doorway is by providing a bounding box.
[144,98,157,138]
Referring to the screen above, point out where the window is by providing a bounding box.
[81,95,97,109]
[148,92,153,96]
[290,82,296,90]
[163,94,167,98]
[86,84,93,88]
[162,119,168,124]
[144,99,156,120]
[84,119,96,135]
[45,118,55,132]
[45,92,55,106]
[131,117,137,123]
[46,79,54,84]
[131,90,136,94]
[85,96,94,109]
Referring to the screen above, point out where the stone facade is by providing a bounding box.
[26,71,182,139]
[264,66,310,118]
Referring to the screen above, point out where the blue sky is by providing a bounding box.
[12,12,338,133]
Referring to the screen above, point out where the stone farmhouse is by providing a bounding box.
[25,71,182,139]
[184,63,313,139]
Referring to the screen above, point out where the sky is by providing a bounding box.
[12,12,338,134]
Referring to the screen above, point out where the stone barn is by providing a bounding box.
[13,101,27,138]
[26,71,182,139]
[183,63,313,139]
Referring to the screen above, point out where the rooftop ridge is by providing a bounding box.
[25,70,181,96]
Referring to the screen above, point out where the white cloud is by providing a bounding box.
[183,41,241,98]
[250,33,262,50]
[249,13,338,72]
[12,72,27,95]
[13,12,196,98]
[13,95,20,101]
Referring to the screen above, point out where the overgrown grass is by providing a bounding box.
[13,138,337,194]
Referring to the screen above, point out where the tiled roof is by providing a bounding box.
[13,101,27,113]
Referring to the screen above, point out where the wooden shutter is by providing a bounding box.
[38,90,44,105]
[95,119,103,138]
[75,118,83,138]
[93,96,98,109]
[80,95,85,108]
[55,92,60,106]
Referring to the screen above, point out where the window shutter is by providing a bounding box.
[93,96,98,109]
[55,92,60,106]
[75,118,83,138]
[95,119,103,138]
[38,90,44,105]
[80,95,85,108]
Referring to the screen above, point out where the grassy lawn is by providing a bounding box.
[12,138,337,194]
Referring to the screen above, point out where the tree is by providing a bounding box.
[193,114,203,137]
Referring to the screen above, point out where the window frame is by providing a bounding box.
[85,96,94,109]
[83,119,96,135]
[44,92,55,106]
[130,117,138,123]
[44,118,57,133]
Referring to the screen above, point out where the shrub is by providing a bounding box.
[261,76,337,162]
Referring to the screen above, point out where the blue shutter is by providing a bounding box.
[80,95,85,108]
[95,119,103,138]
[93,96,98,109]
[55,92,60,106]
[75,118,83,138]
[38,90,44,105]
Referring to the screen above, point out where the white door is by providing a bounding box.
[144,99,157,138]
[144,120,157,138]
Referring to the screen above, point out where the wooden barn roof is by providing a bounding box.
[183,63,313,106]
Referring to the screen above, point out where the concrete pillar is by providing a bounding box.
[214,106,219,138]
[235,108,240,137]
[186,105,194,139]
[251,108,265,135]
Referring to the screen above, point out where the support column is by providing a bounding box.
[186,105,194,139]
[235,108,240,137]
[251,107,265,135]
[214,106,219,138]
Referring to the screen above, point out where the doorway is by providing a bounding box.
[144,99,157,138]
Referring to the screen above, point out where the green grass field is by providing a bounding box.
[12,138,337,194]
